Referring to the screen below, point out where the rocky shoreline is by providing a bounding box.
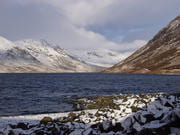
[0,93,179,135]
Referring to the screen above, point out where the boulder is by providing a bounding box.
[133,122,143,132]
[170,127,180,135]
[40,117,53,125]
[16,122,28,130]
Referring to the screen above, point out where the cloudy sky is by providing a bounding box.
[0,0,179,53]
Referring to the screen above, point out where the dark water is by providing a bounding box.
[0,73,179,116]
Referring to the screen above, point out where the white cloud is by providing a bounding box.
[6,0,122,51]
[59,0,117,26]
[0,0,179,56]
[118,40,147,52]
[20,0,148,51]
[32,0,180,28]
[16,0,117,26]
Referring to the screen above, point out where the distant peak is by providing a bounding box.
[0,36,9,41]
[16,39,48,47]
[0,36,14,50]
[40,39,51,46]
[18,39,39,44]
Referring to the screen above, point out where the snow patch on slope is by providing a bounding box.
[0,36,15,51]
[0,37,102,72]
[71,49,131,67]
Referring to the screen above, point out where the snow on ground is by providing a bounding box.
[0,93,179,135]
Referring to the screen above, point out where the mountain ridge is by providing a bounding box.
[70,49,130,67]
[0,37,103,73]
[103,15,180,74]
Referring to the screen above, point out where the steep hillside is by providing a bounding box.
[0,37,102,73]
[103,16,180,74]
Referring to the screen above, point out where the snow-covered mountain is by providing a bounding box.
[0,36,15,51]
[0,37,102,73]
[71,49,130,67]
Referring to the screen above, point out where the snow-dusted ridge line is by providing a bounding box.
[70,49,130,67]
[0,36,125,72]
[0,36,15,51]
[0,36,103,73]
[0,93,179,135]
